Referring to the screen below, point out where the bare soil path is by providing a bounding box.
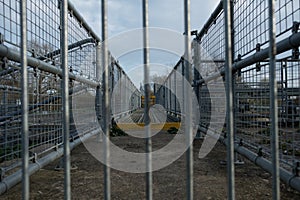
[1,133,300,199]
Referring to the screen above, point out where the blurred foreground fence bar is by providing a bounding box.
[20,0,29,199]
[223,0,235,199]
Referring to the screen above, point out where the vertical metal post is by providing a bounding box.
[182,61,185,114]
[230,0,235,60]
[3,89,8,157]
[60,0,71,199]
[224,0,235,199]
[230,0,238,164]
[165,81,167,111]
[184,0,193,199]
[96,43,103,142]
[96,43,102,84]
[20,0,29,199]
[101,0,111,199]
[174,68,177,115]
[142,0,152,199]
[169,77,171,113]
[167,80,169,112]
[193,40,200,103]
[192,39,202,139]
[268,0,280,199]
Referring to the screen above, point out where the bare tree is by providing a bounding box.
[150,73,168,85]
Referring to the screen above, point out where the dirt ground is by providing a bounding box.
[1,132,300,200]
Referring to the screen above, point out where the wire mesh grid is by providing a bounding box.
[111,62,141,120]
[0,0,98,177]
[0,0,140,183]
[193,0,300,174]
[199,11,225,61]
[234,0,300,58]
[0,0,299,198]
[235,60,300,171]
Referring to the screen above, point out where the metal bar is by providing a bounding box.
[96,43,103,142]
[60,0,71,199]
[192,40,202,139]
[196,59,225,63]
[184,0,193,199]
[3,89,8,165]
[142,0,152,199]
[96,43,102,83]
[20,0,29,199]
[0,85,21,91]
[40,38,96,60]
[67,1,101,42]
[169,77,171,113]
[230,0,238,167]
[173,79,176,113]
[230,0,234,60]
[216,134,300,192]
[0,129,100,195]
[196,0,223,40]
[0,44,99,87]
[0,68,18,77]
[101,0,111,199]
[224,0,235,199]
[0,85,87,123]
[268,0,280,199]
[196,124,300,192]
[195,31,300,85]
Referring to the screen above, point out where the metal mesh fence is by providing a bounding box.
[155,0,300,195]
[0,0,96,176]
[194,0,300,181]
[234,0,300,58]
[0,0,138,188]
[1,0,300,198]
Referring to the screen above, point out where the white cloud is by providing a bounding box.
[69,0,220,86]
[70,0,220,36]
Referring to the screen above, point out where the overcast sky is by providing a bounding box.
[70,0,220,86]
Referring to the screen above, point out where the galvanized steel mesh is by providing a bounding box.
[0,0,96,176]
[0,0,300,199]
[156,0,300,197]
[192,0,300,174]
[0,0,139,194]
